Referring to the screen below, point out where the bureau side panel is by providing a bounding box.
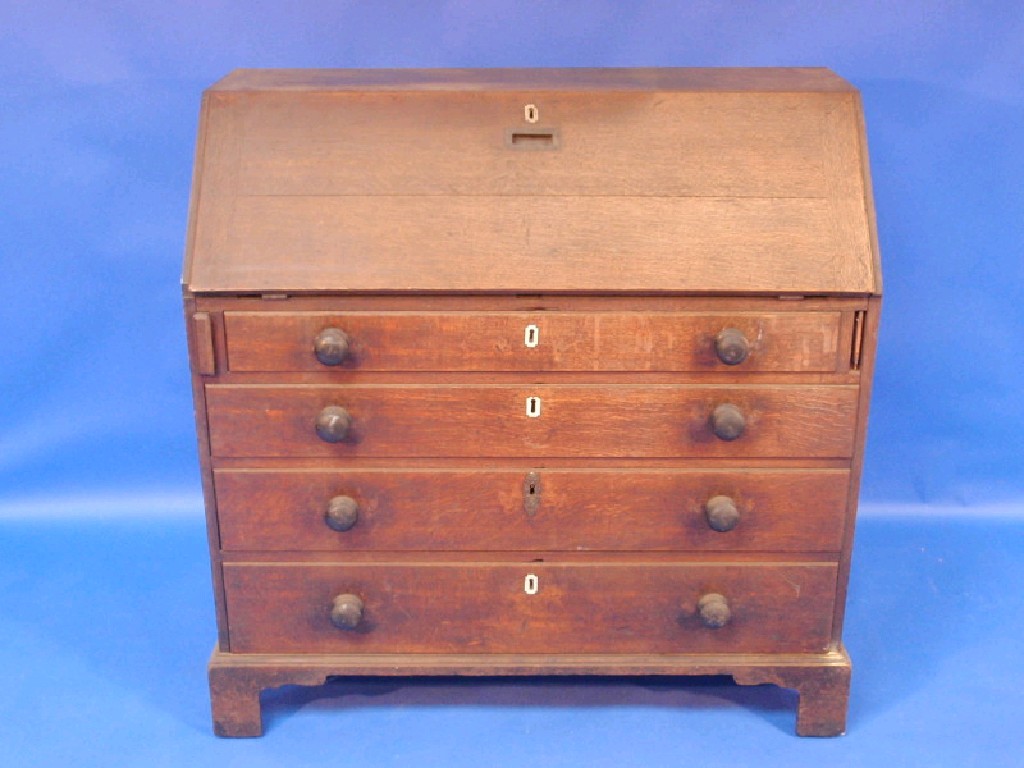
[831,295,881,643]
[183,296,229,648]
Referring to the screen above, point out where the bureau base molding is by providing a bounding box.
[208,647,852,738]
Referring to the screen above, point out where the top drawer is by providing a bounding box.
[224,311,842,373]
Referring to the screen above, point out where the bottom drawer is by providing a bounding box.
[223,561,837,655]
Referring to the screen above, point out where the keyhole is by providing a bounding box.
[524,324,539,348]
[524,574,539,595]
[526,396,542,418]
[524,104,539,123]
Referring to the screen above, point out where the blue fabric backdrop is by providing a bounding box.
[1,1,1022,508]
[2,4,1023,766]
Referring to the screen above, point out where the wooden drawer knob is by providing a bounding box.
[714,327,750,365]
[326,495,359,531]
[315,406,351,443]
[330,593,364,630]
[698,593,731,628]
[705,495,740,532]
[710,403,746,441]
[314,327,351,366]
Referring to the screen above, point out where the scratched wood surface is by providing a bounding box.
[214,467,849,553]
[205,384,859,459]
[224,311,842,373]
[183,69,877,294]
[222,561,837,654]
[183,68,882,738]
[210,67,857,93]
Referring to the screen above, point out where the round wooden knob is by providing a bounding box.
[330,593,364,630]
[705,495,740,532]
[710,403,746,441]
[315,406,351,443]
[314,327,350,366]
[325,495,359,531]
[698,593,731,628]
[714,328,750,365]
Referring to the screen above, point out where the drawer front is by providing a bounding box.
[223,562,838,654]
[206,385,858,459]
[224,311,842,373]
[215,469,850,553]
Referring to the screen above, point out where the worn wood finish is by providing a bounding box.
[214,468,849,552]
[224,311,842,373]
[206,384,858,459]
[831,295,882,641]
[201,295,870,314]
[231,91,834,198]
[184,69,877,295]
[219,550,835,566]
[185,68,881,737]
[192,312,217,376]
[210,67,858,93]
[191,195,871,295]
[222,561,837,655]
[735,659,852,736]
[183,298,229,647]
[209,646,852,737]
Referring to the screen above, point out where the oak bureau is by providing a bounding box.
[182,68,881,737]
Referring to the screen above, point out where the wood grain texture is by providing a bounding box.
[192,312,217,375]
[214,468,849,553]
[831,296,882,643]
[209,67,857,93]
[733,656,851,736]
[224,311,842,373]
[184,70,876,294]
[190,194,868,294]
[222,561,837,654]
[205,384,859,459]
[185,68,881,739]
[208,646,852,737]
[200,295,871,313]
[232,91,831,198]
[183,298,229,648]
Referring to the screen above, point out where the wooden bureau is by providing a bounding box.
[182,68,881,737]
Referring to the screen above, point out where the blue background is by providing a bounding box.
[1,2,1021,765]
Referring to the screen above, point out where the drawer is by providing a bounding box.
[206,384,859,459]
[224,311,843,373]
[215,468,850,552]
[223,561,838,654]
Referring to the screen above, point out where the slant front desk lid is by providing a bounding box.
[183,68,880,295]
